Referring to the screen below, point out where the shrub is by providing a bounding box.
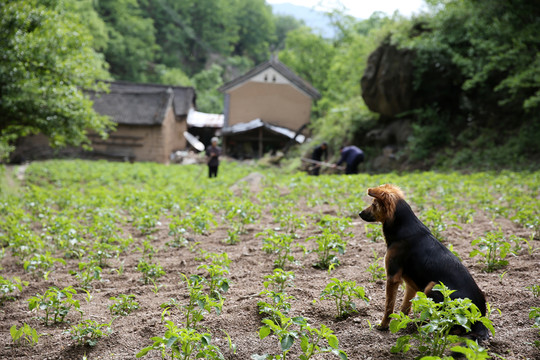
[389,283,494,357]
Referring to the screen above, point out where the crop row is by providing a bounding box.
[0,160,539,358]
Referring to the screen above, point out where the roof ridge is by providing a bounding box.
[218,59,320,99]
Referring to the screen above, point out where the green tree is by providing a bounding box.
[399,0,540,163]
[278,27,335,101]
[0,0,114,160]
[232,0,275,63]
[192,64,224,113]
[272,14,304,51]
[141,0,238,75]
[95,0,158,82]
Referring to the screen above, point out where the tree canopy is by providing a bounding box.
[0,0,114,159]
[1,0,538,167]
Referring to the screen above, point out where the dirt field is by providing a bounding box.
[0,167,539,360]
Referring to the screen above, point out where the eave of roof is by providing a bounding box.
[218,59,321,100]
[97,80,196,117]
[91,88,174,126]
[222,118,305,143]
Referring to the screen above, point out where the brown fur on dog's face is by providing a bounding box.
[359,184,404,223]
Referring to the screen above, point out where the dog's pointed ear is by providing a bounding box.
[367,187,383,199]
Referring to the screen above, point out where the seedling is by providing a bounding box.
[10,324,42,346]
[161,274,223,329]
[167,223,189,248]
[197,263,230,298]
[196,250,231,269]
[23,252,66,279]
[526,284,540,297]
[262,269,295,293]
[255,311,348,360]
[133,212,161,235]
[137,259,165,285]
[298,322,348,360]
[365,249,386,282]
[258,230,297,269]
[67,318,113,346]
[109,294,139,316]
[389,283,495,357]
[470,229,511,272]
[451,338,491,359]
[89,242,119,268]
[316,215,352,238]
[224,228,241,245]
[364,224,384,243]
[304,229,346,270]
[0,276,28,304]
[258,288,294,325]
[28,286,82,325]
[225,201,260,235]
[137,239,157,260]
[271,205,305,233]
[136,321,226,359]
[69,261,102,289]
[530,307,540,348]
[319,278,369,319]
[256,310,305,360]
[420,208,447,241]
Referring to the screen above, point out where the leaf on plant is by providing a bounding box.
[327,334,339,349]
[280,334,294,351]
[259,326,271,339]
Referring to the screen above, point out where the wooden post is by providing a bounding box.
[258,127,263,158]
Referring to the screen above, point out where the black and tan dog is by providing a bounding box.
[359,184,489,340]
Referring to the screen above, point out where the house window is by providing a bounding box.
[272,75,276,82]
[264,75,268,81]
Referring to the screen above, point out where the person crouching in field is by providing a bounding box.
[310,141,328,176]
[334,145,364,174]
[206,137,221,178]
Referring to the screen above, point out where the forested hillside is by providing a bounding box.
[1,0,539,169]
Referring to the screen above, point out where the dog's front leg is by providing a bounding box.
[378,269,402,330]
[399,282,417,315]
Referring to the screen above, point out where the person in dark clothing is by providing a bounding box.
[335,145,364,175]
[310,142,328,176]
[206,137,221,178]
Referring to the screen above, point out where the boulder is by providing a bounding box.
[361,43,414,117]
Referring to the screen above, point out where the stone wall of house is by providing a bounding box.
[227,81,312,131]
[90,107,187,163]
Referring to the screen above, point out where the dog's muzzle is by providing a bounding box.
[359,209,376,222]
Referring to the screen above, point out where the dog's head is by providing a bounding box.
[359,184,404,223]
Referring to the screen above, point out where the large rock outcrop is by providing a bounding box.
[361,44,414,117]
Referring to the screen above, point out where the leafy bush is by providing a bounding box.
[389,284,494,357]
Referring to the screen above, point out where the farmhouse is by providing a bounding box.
[219,57,320,158]
[88,81,196,163]
[10,81,196,164]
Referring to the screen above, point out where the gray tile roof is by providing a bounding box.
[218,58,321,99]
[90,81,196,125]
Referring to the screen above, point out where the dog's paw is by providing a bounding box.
[375,324,389,331]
